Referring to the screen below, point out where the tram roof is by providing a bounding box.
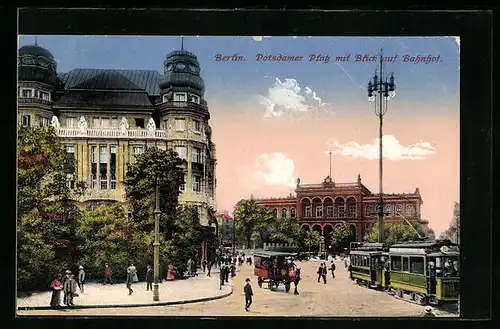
[391,240,457,249]
[253,250,297,258]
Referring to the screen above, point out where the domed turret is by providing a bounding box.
[18,43,58,87]
[159,49,205,96]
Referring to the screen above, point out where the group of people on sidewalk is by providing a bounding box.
[317,261,336,284]
[49,266,85,308]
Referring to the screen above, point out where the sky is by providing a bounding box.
[18,35,460,235]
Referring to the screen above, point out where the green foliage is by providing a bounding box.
[17,126,84,291]
[439,202,460,244]
[267,215,301,245]
[233,198,273,248]
[365,222,424,245]
[302,230,322,252]
[124,147,185,237]
[330,222,356,250]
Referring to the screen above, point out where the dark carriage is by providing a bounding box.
[253,250,298,292]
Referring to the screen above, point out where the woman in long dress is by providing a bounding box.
[50,274,63,308]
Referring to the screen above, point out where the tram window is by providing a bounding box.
[410,257,425,275]
[403,257,409,272]
[254,257,261,267]
[391,256,402,271]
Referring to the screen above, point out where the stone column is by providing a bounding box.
[82,143,89,185]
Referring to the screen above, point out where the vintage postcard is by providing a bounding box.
[16,35,460,317]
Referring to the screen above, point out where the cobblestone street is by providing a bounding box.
[17,258,458,317]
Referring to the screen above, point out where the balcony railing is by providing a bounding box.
[57,127,177,140]
[18,97,54,106]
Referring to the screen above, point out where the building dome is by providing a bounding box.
[159,49,205,95]
[18,43,57,87]
[18,44,54,60]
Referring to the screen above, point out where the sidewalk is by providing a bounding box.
[17,270,232,310]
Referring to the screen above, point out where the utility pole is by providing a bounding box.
[153,180,161,301]
[232,215,236,257]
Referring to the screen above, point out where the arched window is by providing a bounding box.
[272,209,278,218]
[281,208,287,218]
[290,208,296,218]
[406,204,414,216]
[347,197,357,217]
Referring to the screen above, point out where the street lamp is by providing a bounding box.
[232,215,236,257]
[153,180,161,301]
[367,49,396,244]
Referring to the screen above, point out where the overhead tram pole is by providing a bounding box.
[367,49,396,244]
[153,179,161,301]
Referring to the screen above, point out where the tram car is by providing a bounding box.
[349,240,459,305]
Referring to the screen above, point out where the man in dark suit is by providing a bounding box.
[317,263,327,284]
[244,278,253,311]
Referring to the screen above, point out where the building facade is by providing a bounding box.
[217,213,234,247]
[254,174,429,243]
[17,43,218,255]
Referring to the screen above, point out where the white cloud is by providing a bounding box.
[251,153,296,187]
[259,78,328,118]
[329,135,436,160]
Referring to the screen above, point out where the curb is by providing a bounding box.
[17,286,233,311]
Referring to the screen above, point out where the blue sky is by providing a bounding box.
[18,36,459,117]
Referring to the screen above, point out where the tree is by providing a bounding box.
[267,215,301,245]
[233,198,271,248]
[124,147,185,238]
[330,223,356,251]
[165,205,204,277]
[365,222,424,245]
[439,202,460,244]
[302,230,322,252]
[17,126,85,291]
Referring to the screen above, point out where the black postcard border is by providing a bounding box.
[6,7,493,328]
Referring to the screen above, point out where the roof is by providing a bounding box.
[19,45,54,59]
[391,240,456,249]
[58,69,163,95]
[54,90,154,109]
[253,250,297,258]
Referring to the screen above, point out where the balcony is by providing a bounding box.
[57,127,174,140]
[18,97,54,107]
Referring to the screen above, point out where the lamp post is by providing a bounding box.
[153,180,161,301]
[367,49,396,244]
[232,215,236,257]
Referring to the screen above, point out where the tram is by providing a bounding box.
[349,240,459,305]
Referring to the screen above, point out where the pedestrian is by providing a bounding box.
[49,274,63,308]
[202,259,207,273]
[317,263,327,284]
[63,270,77,306]
[329,261,336,278]
[104,263,113,285]
[244,278,253,312]
[77,265,85,293]
[293,265,301,295]
[146,265,154,291]
[126,266,134,295]
[224,262,230,282]
[219,264,225,289]
[207,261,212,277]
[422,306,436,317]
[230,262,236,278]
[130,263,138,283]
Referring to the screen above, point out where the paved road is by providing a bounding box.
[18,259,458,317]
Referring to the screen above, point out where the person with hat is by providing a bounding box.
[244,278,253,312]
[292,263,301,295]
[49,273,63,308]
[78,265,85,293]
[126,266,134,295]
[329,260,336,279]
[104,263,113,285]
[63,270,77,306]
[422,306,436,317]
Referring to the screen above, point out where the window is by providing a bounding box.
[175,119,186,131]
[326,205,334,217]
[190,95,200,104]
[40,92,50,100]
[315,206,323,217]
[21,115,30,127]
[290,208,296,218]
[348,204,357,217]
[110,145,117,190]
[66,117,76,128]
[365,205,372,216]
[66,173,75,189]
[99,145,108,189]
[175,146,187,160]
[391,256,402,272]
[396,204,403,214]
[406,204,414,216]
[281,208,287,218]
[101,118,110,128]
[402,257,409,272]
[162,94,168,103]
[410,257,425,275]
[40,117,50,127]
[192,174,201,192]
[179,174,186,192]
[337,205,345,217]
[193,120,201,132]
[174,92,187,102]
[273,209,278,218]
[22,89,32,98]
[111,118,119,128]
[305,205,311,217]
[192,147,201,163]
[384,204,392,214]
[135,118,145,129]
[66,145,75,154]
[91,146,98,189]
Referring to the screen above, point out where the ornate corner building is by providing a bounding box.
[254,174,430,243]
[17,43,218,242]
